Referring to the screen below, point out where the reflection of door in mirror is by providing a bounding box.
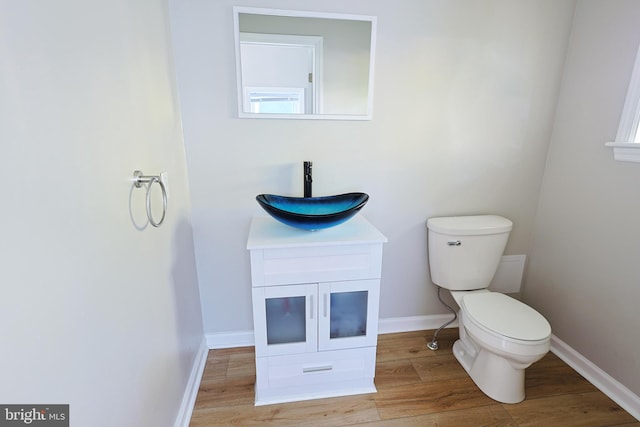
[240,33,322,114]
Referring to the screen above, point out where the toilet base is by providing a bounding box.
[453,339,525,404]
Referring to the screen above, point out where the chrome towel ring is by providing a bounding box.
[133,170,167,227]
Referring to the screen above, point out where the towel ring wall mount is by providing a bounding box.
[133,170,167,227]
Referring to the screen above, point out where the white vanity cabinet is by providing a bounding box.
[247,214,387,406]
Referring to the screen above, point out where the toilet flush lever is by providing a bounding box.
[448,240,462,246]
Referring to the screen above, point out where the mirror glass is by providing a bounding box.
[233,7,377,120]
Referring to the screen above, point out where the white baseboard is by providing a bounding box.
[550,335,640,421]
[206,330,254,349]
[174,337,209,427]
[378,314,458,334]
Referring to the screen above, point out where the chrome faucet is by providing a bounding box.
[303,161,313,198]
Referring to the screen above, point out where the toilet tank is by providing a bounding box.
[427,215,512,291]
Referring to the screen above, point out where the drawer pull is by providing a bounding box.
[303,365,333,373]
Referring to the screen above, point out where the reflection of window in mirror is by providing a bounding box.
[244,87,305,114]
[239,33,322,114]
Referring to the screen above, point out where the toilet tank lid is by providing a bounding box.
[427,215,512,235]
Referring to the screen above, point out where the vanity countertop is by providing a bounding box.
[247,214,387,250]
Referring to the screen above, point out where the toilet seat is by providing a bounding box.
[461,293,551,342]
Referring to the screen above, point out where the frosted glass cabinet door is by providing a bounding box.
[318,280,380,351]
[265,296,306,345]
[330,291,368,339]
[253,284,318,357]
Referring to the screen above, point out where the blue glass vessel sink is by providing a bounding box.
[256,193,369,231]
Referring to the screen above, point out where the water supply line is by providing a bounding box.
[427,286,458,351]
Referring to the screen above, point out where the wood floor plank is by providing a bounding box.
[194,375,255,410]
[190,394,380,427]
[351,404,517,426]
[210,346,255,357]
[227,351,256,377]
[524,363,597,399]
[502,392,640,426]
[373,376,495,419]
[374,358,422,389]
[199,354,228,382]
[376,331,433,362]
[411,354,468,382]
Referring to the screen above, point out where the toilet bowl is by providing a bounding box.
[427,215,552,404]
[450,290,551,403]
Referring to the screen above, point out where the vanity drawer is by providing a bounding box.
[256,347,376,389]
[250,243,383,286]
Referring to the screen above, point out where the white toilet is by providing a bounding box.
[427,215,551,404]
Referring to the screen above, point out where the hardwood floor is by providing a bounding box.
[190,329,639,426]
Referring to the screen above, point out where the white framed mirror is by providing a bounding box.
[233,7,377,120]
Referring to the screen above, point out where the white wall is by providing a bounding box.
[170,0,575,334]
[0,1,203,426]
[524,0,640,397]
